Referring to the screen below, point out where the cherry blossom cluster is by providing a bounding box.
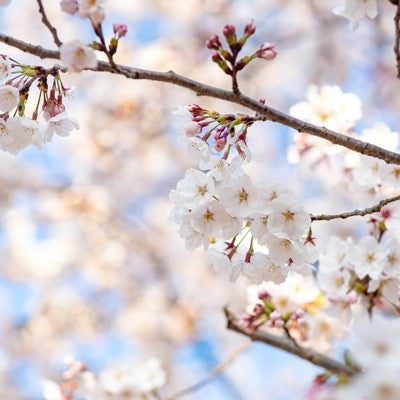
[318,208,400,317]
[42,356,166,400]
[0,55,78,154]
[289,85,400,206]
[171,105,316,284]
[310,315,400,399]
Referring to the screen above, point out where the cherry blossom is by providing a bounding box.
[333,0,378,30]
[60,40,98,73]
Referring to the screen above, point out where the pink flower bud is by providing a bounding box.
[252,303,264,317]
[256,43,277,60]
[184,121,201,137]
[113,23,128,38]
[295,308,305,318]
[244,20,256,36]
[258,289,271,301]
[206,34,222,50]
[60,0,78,14]
[214,138,226,152]
[223,24,236,37]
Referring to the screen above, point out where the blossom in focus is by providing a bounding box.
[60,40,97,73]
[266,195,311,240]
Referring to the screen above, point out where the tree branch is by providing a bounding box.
[224,307,357,376]
[311,194,400,221]
[36,0,62,47]
[394,1,400,78]
[1,33,400,165]
[166,344,250,399]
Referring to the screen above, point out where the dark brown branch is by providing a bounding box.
[166,344,249,399]
[311,194,400,221]
[395,1,400,78]
[36,0,62,47]
[224,307,357,376]
[1,33,400,165]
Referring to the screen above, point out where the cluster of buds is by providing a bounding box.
[0,55,78,154]
[90,21,128,61]
[240,289,306,332]
[206,20,277,77]
[184,104,254,159]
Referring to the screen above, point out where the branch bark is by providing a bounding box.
[224,307,358,376]
[311,194,400,221]
[394,1,400,78]
[1,33,400,165]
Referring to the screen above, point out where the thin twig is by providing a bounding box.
[311,194,400,221]
[166,343,250,400]
[36,0,62,47]
[224,307,358,376]
[0,33,400,165]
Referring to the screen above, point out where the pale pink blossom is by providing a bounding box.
[0,84,19,112]
[60,40,97,73]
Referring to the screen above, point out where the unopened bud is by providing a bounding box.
[184,121,201,137]
[215,138,226,152]
[258,289,271,301]
[244,20,256,36]
[223,24,237,46]
[256,43,277,60]
[206,34,222,50]
[211,52,232,75]
[113,23,128,38]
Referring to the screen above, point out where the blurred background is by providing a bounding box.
[0,1,399,398]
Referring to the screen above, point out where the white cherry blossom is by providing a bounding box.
[336,369,400,400]
[0,57,11,81]
[353,236,387,279]
[240,252,287,284]
[289,85,362,133]
[267,195,311,240]
[218,173,260,218]
[350,315,400,369]
[171,168,215,209]
[60,40,97,73]
[0,84,19,112]
[333,0,378,30]
[45,112,80,141]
